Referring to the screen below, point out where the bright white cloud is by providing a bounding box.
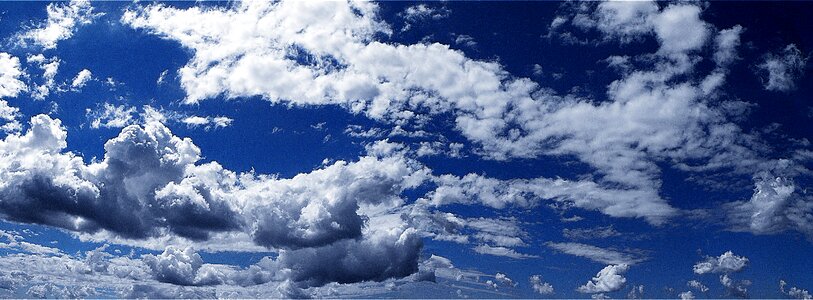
[17,0,98,49]
[0,53,26,99]
[86,103,137,129]
[71,69,93,89]
[577,264,629,294]
[181,115,233,130]
[530,275,554,295]
[119,0,792,228]
[693,251,748,274]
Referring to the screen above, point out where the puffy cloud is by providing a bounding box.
[71,69,93,89]
[687,280,709,293]
[143,246,223,286]
[27,54,60,100]
[399,4,450,32]
[546,242,646,265]
[577,264,629,294]
[0,114,424,247]
[0,114,430,287]
[679,290,695,300]
[693,251,748,274]
[650,4,709,55]
[181,115,233,130]
[757,44,808,92]
[720,274,750,298]
[120,0,792,228]
[725,174,813,238]
[0,53,26,99]
[492,272,516,288]
[16,0,98,49]
[86,103,137,129]
[530,275,554,295]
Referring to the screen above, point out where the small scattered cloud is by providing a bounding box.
[756,44,808,92]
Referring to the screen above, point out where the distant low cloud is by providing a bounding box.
[577,264,629,294]
[530,275,554,295]
[547,242,646,265]
[693,251,748,274]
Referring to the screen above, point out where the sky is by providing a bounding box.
[0,0,811,299]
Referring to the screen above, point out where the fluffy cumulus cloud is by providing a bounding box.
[0,114,427,287]
[143,246,223,286]
[688,280,709,293]
[725,173,813,238]
[16,0,98,49]
[756,44,808,92]
[679,290,695,300]
[782,280,813,300]
[71,69,93,89]
[720,274,750,298]
[692,251,748,274]
[530,275,554,295]
[0,53,27,99]
[118,0,803,229]
[577,264,629,294]
[86,103,137,129]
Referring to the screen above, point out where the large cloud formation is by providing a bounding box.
[0,115,426,286]
[120,0,812,229]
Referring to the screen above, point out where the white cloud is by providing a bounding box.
[425,173,676,225]
[530,275,554,295]
[27,54,60,100]
[472,245,537,259]
[71,69,93,89]
[714,25,744,67]
[399,4,450,32]
[86,103,137,129]
[782,280,813,300]
[0,53,26,99]
[757,44,807,92]
[650,4,709,55]
[725,173,813,238]
[494,272,516,287]
[181,115,233,130]
[16,0,98,49]
[693,251,748,274]
[719,274,750,298]
[687,280,709,292]
[577,264,629,294]
[547,242,646,265]
[0,114,431,287]
[120,0,790,228]
[679,290,695,300]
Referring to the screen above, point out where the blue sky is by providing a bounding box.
[0,1,811,299]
